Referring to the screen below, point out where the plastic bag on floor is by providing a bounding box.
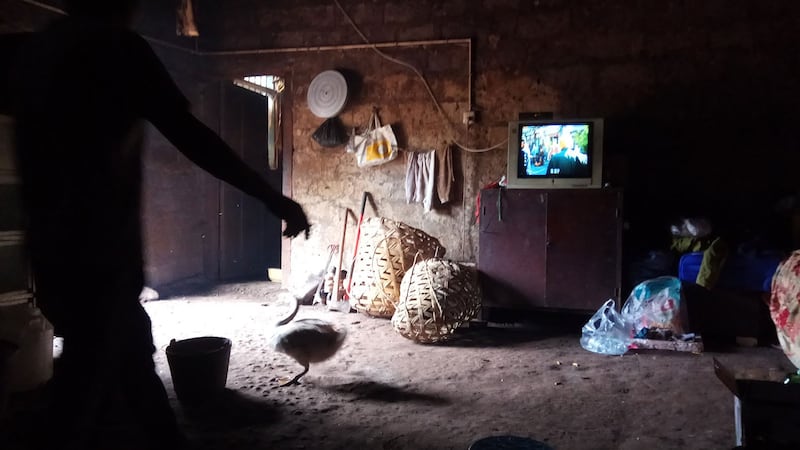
[290,245,338,305]
[621,276,684,336]
[580,299,633,355]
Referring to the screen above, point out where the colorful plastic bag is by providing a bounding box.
[348,111,398,168]
[621,276,684,336]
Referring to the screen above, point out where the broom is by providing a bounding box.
[329,207,351,310]
[346,192,369,297]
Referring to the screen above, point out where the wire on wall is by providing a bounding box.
[19,0,61,14]
[19,0,507,153]
[332,0,506,154]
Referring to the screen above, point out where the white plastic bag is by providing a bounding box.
[348,111,398,168]
[289,246,337,305]
[580,299,634,355]
[327,292,352,313]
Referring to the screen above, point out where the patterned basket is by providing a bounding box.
[391,258,481,343]
[349,217,445,318]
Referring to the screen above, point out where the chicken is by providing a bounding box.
[269,294,347,386]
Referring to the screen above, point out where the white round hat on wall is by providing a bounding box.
[307,70,349,119]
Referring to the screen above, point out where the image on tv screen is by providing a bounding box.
[518,123,592,178]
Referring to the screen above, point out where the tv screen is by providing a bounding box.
[518,123,592,178]
[507,118,603,189]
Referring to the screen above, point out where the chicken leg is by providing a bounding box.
[280,362,309,387]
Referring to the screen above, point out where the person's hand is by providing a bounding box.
[279,197,311,239]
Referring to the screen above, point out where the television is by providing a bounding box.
[506,118,604,189]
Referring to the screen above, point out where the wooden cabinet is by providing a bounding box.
[478,188,622,313]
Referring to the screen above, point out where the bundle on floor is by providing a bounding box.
[349,217,445,318]
[392,258,481,343]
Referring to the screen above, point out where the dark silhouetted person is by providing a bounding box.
[4,1,310,449]
[545,146,579,176]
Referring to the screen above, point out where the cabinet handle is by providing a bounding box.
[496,191,503,222]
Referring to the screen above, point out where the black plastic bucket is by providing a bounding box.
[165,336,231,404]
[469,436,553,450]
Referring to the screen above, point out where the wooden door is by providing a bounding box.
[218,84,282,280]
[0,114,33,305]
[544,189,622,311]
[478,189,548,309]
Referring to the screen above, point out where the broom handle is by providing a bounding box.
[332,208,349,304]
[347,192,369,294]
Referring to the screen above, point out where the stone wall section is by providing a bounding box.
[5,0,800,286]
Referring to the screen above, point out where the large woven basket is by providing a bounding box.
[391,258,481,343]
[349,217,445,318]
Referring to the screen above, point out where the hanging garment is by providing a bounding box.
[405,150,436,212]
[436,143,454,204]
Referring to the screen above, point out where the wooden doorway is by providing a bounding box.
[217,82,282,281]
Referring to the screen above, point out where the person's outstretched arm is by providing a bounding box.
[127,33,310,239]
[0,33,31,113]
[150,110,310,239]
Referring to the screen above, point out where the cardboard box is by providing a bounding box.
[630,337,703,353]
[713,358,800,449]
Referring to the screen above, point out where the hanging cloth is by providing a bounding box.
[436,142,454,204]
[405,150,436,212]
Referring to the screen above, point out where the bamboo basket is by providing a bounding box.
[349,217,445,318]
[391,258,481,343]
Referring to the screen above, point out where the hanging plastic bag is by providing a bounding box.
[621,276,684,336]
[580,299,634,355]
[349,110,398,168]
[345,127,358,153]
[312,116,348,148]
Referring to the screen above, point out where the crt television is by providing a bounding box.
[506,118,604,189]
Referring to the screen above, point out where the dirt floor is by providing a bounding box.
[2,280,796,450]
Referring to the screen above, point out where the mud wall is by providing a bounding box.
[197,0,800,276]
[5,0,800,287]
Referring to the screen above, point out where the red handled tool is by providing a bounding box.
[346,192,369,296]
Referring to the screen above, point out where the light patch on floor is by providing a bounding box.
[133,281,795,450]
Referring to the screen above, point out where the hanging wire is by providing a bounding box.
[332,0,505,153]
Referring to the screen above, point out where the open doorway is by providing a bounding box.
[217,75,284,281]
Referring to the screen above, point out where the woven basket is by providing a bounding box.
[391,258,481,343]
[349,217,445,318]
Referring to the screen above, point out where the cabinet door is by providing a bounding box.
[544,190,621,310]
[478,189,547,309]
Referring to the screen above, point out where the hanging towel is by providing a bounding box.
[404,152,418,204]
[405,150,436,212]
[436,143,454,204]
